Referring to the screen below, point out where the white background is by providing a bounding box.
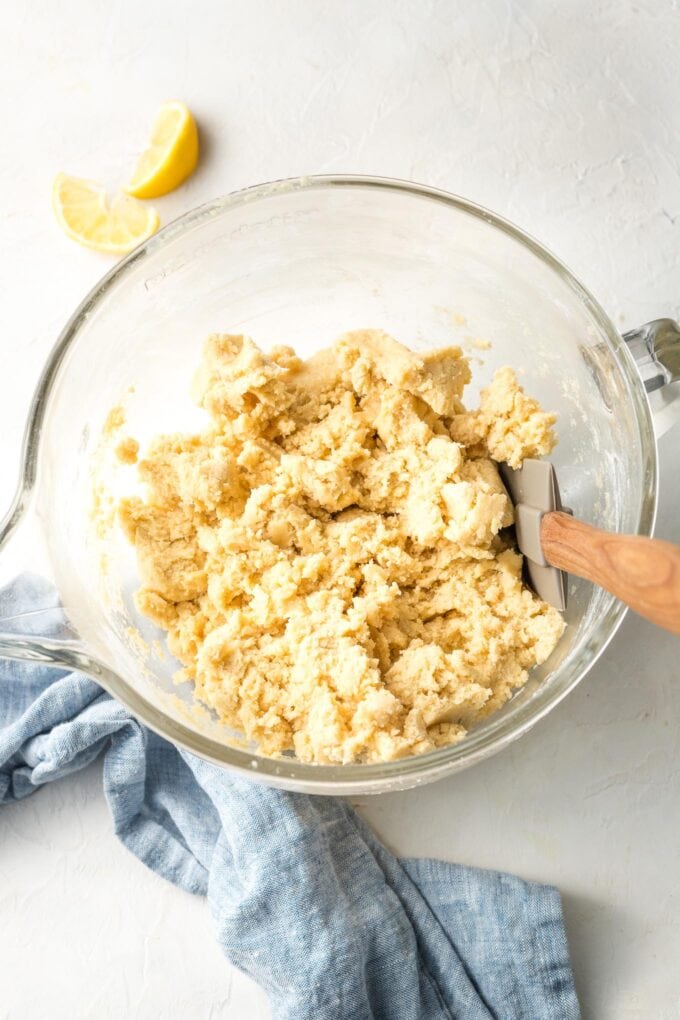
[1,1,679,1017]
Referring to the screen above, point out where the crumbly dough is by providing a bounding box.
[118,329,563,764]
[115,436,139,464]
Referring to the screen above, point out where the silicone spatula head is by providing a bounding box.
[499,459,570,611]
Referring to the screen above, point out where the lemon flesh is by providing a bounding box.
[126,101,199,199]
[53,174,160,254]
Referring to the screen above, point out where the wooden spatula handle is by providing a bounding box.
[541,511,680,634]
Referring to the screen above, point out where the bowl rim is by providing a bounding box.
[8,173,658,793]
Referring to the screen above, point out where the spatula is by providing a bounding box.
[500,459,680,634]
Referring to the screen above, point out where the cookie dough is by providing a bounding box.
[118,329,563,764]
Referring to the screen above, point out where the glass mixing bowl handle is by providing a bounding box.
[0,494,93,669]
[624,318,680,437]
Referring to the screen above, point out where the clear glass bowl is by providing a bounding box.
[1,175,675,794]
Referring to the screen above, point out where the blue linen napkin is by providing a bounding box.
[0,576,580,1019]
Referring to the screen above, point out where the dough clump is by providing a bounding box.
[118,329,563,764]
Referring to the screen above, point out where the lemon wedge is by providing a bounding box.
[125,101,199,199]
[53,174,160,254]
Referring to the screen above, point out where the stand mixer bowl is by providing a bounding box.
[1,175,677,794]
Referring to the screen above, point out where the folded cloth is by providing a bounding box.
[0,576,580,1019]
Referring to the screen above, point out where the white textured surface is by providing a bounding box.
[1,1,679,1017]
